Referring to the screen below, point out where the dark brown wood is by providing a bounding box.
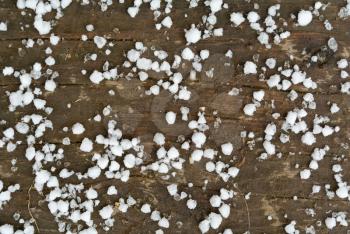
[1,0,350,233]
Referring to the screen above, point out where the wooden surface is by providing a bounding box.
[1,0,350,233]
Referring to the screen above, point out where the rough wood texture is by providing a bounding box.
[1,0,350,233]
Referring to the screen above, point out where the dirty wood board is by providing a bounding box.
[0,0,350,233]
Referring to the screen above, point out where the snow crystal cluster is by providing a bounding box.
[17,0,72,34]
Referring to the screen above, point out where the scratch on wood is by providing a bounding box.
[278,39,305,61]
[261,197,282,227]
[273,160,298,179]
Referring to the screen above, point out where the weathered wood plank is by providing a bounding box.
[0,0,347,42]
[1,0,350,233]
[1,142,350,233]
[0,37,348,98]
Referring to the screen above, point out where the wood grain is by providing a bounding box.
[1,0,350,233]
